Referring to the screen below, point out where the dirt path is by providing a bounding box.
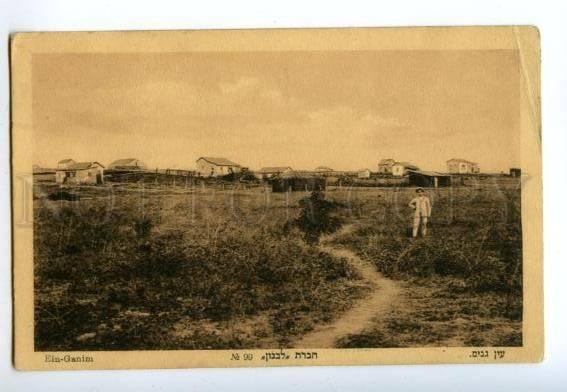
[292,224,402,348]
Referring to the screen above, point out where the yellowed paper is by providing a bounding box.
[11,26,542,370]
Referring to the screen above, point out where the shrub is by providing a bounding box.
[133,215,153,239]
[295,190,343,244]
[47,190,80,201]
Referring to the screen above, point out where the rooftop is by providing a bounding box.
[58,161,105,171]
[109,158,144,167]
[447,158,478,165]
[408,169,451,177]
[198,157,241,167]
[394,162,419,170]
[379,158,396,165]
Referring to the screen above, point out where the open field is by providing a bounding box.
[33,182,370,350]
[330,180,523,347]
[33,177,522,349]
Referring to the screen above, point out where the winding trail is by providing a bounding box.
[292,224,402,348]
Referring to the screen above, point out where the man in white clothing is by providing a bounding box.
[408,188,431,238]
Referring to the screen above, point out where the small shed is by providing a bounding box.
[270,171,326,192]
[357,168,372,179]
[408,170,451,188]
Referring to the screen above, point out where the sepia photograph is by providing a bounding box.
[10,27,542,369]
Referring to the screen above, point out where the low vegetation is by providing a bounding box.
[327,183,523,347]
[33,178,523,350]
[33,186,368,350]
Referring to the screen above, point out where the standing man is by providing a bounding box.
[409,188,431,238]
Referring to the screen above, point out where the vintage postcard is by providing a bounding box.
[11,27,542,370]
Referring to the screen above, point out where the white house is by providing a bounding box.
[55,162,105,185]
[196,157,242,177]
[392,162,420,177]
[57,158,76,170]
[446,158,480,174]
[378,158,396,174]
[357,168,372,179]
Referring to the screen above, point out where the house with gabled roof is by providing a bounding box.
[55,161,105,185]
[57,158,76,170]
[446,158,480,174]
[378,158,396,174]
[196,157,242,177]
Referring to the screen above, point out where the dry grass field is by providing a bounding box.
[328,180,523,347]
[33,176,522,350]
[33,182,369,350]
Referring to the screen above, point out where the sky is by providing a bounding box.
[32,50,520,172]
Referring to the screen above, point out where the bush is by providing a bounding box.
[295,190,343,244]
[47,190,80,201]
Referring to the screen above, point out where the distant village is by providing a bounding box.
[33,156,521,192]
